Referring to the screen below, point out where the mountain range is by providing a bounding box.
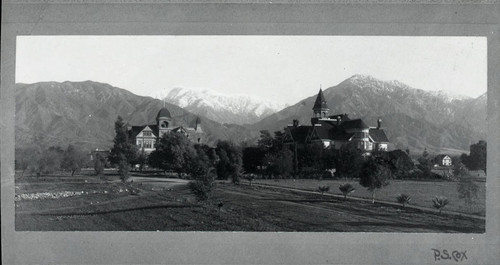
[15,75,487,155]
[251,74,486,154]
[15,81,258,151]
[155,87,287,125]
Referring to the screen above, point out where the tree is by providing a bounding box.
[317,185,330,196]
[417,149,433,179]
[387,149,414,179]
[148,132,196,177]
[132,148,148,172]
[339,183,355,200]
[257,130,274,152]
[263,147,294,178]
[21,145,43,177]
[39,146,64,174]
[454,162,479,205]
[215,141,243,184]
[359,157,392,203]
[335,143,363,179]
[242,146,265,174]
[15,148,32,177]
[396,193,412,208]
[432,196,450,214]
[187,145,216,202]
[462,140,487,174]
[109,116,138,182]
[94,153,106,176]
[61,144,86,176]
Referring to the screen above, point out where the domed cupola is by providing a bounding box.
[156,108,172,121]
[157,108,172,136]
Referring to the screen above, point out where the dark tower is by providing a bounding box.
[312,88,329,118]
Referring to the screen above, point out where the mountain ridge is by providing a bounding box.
[15,81,259,151]
[155,86,288,125]
[250,75,486,154]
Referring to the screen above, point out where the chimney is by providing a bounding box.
[377,118,382,129]
[293,119,299,127]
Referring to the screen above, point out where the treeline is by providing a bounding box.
[242,130,487,180]
[242,130,416,180]
[15,144,90,177]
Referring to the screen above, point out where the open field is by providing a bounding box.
[15,173,484,232]
[249,178,486,217]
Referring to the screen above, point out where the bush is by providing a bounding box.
[396,193,412,208]
[432,196,450,214]
[188,168,217,202]
[188,180,215,202]
[244,173,256,186]
[339,183,355,200]
[317,185,330,196]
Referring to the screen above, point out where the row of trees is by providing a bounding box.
[15,144,89,177]
[242,130,415,180]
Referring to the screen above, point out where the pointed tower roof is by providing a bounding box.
[312,89,329,111]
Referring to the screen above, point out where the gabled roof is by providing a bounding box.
[285,125,311,144]
[129,124,159,138]
[309,126,332,140]
[369,128,389,142]
[129,126,146,139]
[312,89,329,111]
[339,119,370,130]
[434,154,451,161]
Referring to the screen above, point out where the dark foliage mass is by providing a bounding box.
[109,116,138,182]
[460,140,486,174]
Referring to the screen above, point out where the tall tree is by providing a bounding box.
[359,157,392,203]
[39,146,64,174]
[335,143,363,179]
[465,140,487,174]
[109,116,137,182]
[417,148,433,178]
[215,140,243,184]
[148,132,196,177]
[61,144,86,176]
[264,147,294,178]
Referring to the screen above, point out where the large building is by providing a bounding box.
[283,89,389,153]
[127,108,203,153]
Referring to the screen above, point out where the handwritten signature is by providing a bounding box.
[432,249,468,262]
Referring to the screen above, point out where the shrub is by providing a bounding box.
[245,173,256,186]
[396,193,412,208]
[317,185,330,196]
[339,183,355,200]
[432,196,450,214]
[188,168,217,202]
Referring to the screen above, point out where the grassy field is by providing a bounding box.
[248,178,486,216]
[15,173,484,232]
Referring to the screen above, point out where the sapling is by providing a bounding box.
[339,183,355,200]
[396,193,412,208]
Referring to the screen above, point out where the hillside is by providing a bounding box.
[15,81,259,151]
[250,75,486,154]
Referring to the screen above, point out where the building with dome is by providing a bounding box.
[127,108,203,153]
[283,89,389,153]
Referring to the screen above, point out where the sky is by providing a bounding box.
[16,36,487,105]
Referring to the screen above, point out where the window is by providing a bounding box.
[137,140,142,147]
[143,131,152,137]
[144,141,152,149]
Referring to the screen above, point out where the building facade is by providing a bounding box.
[283,89,389,153]
[128,108,203,153]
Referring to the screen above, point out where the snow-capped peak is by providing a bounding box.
[153,87,288,124]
